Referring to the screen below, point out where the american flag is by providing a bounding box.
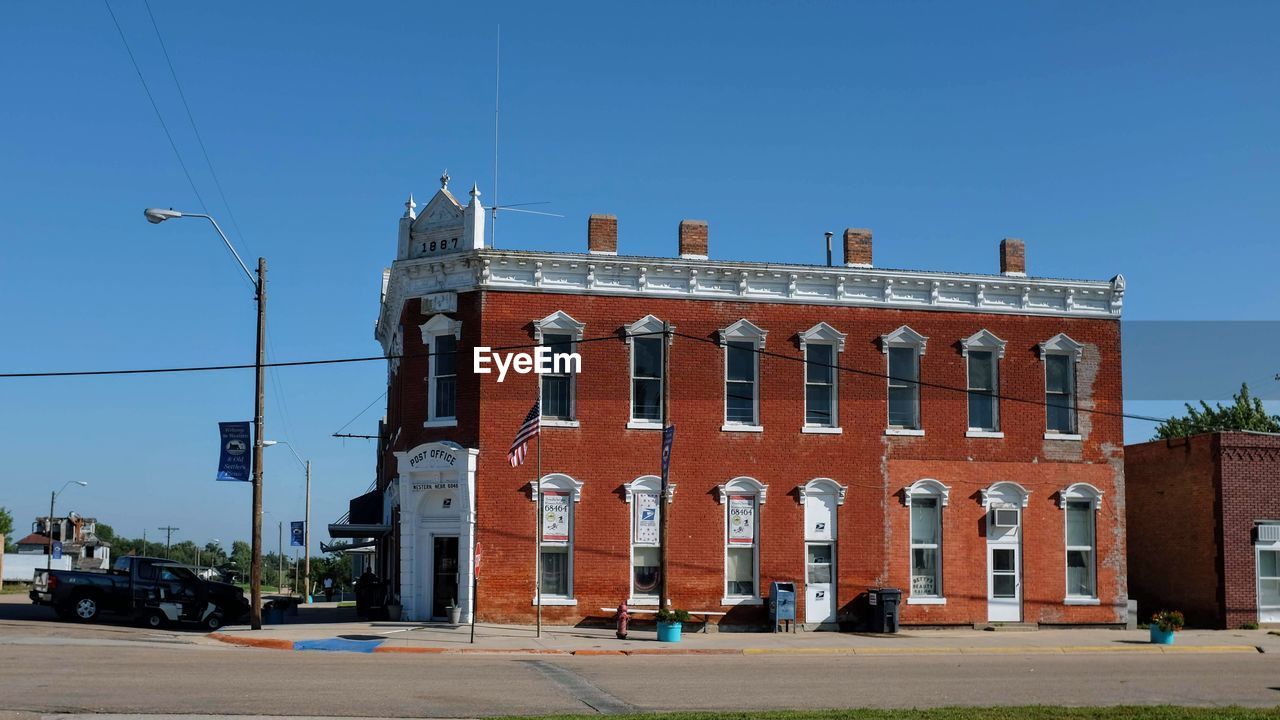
[508,400,541,467]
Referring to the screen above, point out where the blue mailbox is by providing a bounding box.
[769,581,796,631]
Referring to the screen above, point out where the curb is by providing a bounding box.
[206,634,1262,656]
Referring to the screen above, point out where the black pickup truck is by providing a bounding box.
[30,555,249,630]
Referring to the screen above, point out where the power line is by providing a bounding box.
[332,390,387,437]
[0,330,1171,424]
[102,0,207,214]
[141,0,251,258]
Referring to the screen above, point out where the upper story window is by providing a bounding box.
[534,311,585,424]
[799,323,846,431]
[1060,483,1104,601]
[961,330,1007,435]
[421,314,462,426]
[881,326,928,433]
[1040,333,1084,437]
[718,476,768,603]
[903,479,949,601]
[720,320,767,430]
[625,316,670,428]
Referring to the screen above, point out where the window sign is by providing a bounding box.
[728,496,755,544]
[634,493,659,545]
[911,573,936,596]
[542,491,570,542]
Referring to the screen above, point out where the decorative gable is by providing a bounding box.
[961,329,1007,358]
[1039,333,1084,360]
[719,318,768,347]
[798,322,846,352]
[881,325,928,354]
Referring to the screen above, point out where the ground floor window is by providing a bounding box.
[632,546,660,597]
[540,546,569,597]
[910,497,941,598]
[630,485,662,600]
[724,488,761,599]
[535,478,581,601]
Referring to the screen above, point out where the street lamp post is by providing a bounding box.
[263,440,311,603]
[145,208,266,630]
[47,481,88,570]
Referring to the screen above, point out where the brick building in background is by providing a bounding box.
[1126,431,1280,628]
[336,172,1129,628]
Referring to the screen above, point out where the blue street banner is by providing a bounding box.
[51,541,62,560]
[217,421,252,482]
[661,424,675,487]
[290,521,304,547]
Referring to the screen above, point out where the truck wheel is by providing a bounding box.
[144,610,166,629]
[204,613,225,631]
[72,594,100,622]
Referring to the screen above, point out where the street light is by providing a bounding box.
[145,207,267,630]
[48,481,88,570]
[264,440,312,603]
[196,538,220,574]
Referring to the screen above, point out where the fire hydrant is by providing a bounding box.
[615,602,630,639]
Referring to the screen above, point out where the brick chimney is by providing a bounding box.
[587,214,617,255]
[1000,238,1026,276]
[679,220,708,259]
[843,228,872,267]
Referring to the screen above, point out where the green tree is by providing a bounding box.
[1155,383,1280,439]
[0,506,14,552]
[94,522,115,544]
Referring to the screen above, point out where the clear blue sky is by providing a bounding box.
[2,2,1277,552]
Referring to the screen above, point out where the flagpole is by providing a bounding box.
[659,321,671,611]
[535,421,543,638]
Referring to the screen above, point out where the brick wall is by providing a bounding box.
[1125,434,1223,627]
[388,288,1125,627]
[1218,432,1280,629]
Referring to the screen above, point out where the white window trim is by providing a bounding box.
[1256,527,1280,620]
[966,430,1005,439]
[797,477,847,506]
[624,476,674,604]
[625,315,671,425]
[905,478,948,601]
[981,481,1032,509]
[531,473,583,602]
[534,311,585,423]
[1060,483,1103,602]
[1040,333,1083,436]
[721,423,764,433]
[881,325,927,432]
[720,476,766,604]
[800,323,845,430]
[421,314,461,424]
[720,319,767,428]
[962,329,1005,433]
[802,426,843,435]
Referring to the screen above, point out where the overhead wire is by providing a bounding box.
[2,330,1170,425]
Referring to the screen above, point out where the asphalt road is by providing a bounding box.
[2,596,1279,717]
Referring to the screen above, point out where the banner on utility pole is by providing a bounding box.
[216,421,252,482]
[290,521,304,547]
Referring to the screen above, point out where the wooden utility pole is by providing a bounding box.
[250,258,267,628]
[303,460,311,601]
[158,526,180,559]
[659,321,671,610]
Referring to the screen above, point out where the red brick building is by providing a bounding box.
[1125,431,1280,628]
[345,173,1129,628]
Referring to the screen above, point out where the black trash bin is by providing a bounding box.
[867,588,902,633]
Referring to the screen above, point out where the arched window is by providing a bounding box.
[718,477,768,603]
[903,479,949,602]
[1060,483,1104,602]
[623,475,674,602]
[531,473,583,604]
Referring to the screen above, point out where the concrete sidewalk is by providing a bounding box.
[207,603,1277,655]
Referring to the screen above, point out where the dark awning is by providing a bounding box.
[326,523,392,539]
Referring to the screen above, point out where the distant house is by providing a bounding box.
[1126,431,1280,628]
[19,515,112,570]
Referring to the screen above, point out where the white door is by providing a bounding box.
[805,543,836,624]
[988,544,1021,621]
[1258,546,1280,624]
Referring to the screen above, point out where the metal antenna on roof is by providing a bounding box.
[492,25,500,248]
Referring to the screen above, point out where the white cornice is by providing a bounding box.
[375,249,1125,351]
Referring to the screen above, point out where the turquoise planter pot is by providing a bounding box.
[657,621,683,643]
[1150,626,1175,645]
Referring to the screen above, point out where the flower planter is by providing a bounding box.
[448,605,462,625]
[657,620,683,643]
[386,604,402,622]
[1150,626,1176,645]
